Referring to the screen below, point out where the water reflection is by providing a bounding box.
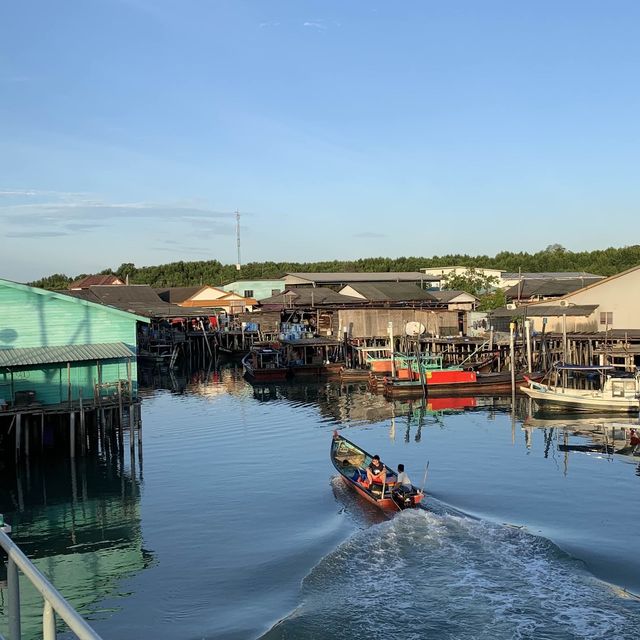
[144,363,640,485]
[521,414,640,481]
[138,360,251,400]
[249,379,514,425]
[0,445,152,638]
[4,364,640,640]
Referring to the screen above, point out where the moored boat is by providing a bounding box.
[383,370,544,398]
[330,431,424,511]
[241,348,288,382]
[282,337,345,377]
[520,366,640,413]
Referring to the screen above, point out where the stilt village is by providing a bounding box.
[2,263,640,464]
[5,4,640,637]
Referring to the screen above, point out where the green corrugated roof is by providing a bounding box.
[0,342,136,367]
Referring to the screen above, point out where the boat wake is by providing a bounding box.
[260,507,639,640]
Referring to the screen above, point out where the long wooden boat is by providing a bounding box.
[289,362,344,378]
[383,370,544,398]
[330,431,424,511]
[281,337,345,378]
[520,367,640,413]
[241,348,289,382]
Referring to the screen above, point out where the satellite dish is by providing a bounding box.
[405,321,426,336]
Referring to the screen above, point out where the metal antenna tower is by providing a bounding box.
[235,210,241,271]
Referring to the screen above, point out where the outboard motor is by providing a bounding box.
[392,485,417,509]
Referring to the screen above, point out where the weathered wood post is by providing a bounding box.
[525,320,533,373]
[15,413,22,463]
[117,380,124,431]
[509,322,516,405]
[79,387,86,456]
[127,359,135,457]
[116,384,124,459]
[24,415,29,458]
[67,361,72,408]
[562,313,568,388]
[69,411,76,458]
[388,322,395,379]
[99,407,106,455]
[136,403,143,449]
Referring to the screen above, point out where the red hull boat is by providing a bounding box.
[330,432,424,511]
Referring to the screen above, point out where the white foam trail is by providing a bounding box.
[262,509,640,639]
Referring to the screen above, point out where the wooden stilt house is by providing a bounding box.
[0,278,149,411]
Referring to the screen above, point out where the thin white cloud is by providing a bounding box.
[259,20,280,29]
[0,189,87,198]
[1,201,233,221]
[0,192,237,239]
[6,230,69,238]
[303,21,327,31]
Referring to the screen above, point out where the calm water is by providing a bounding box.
[1,365,640,639]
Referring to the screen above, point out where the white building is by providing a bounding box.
[527,265,640,331]
[419,266,504,288]
[493,264,640,334]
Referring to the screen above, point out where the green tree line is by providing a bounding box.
[28,244,640,290]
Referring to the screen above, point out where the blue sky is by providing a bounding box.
[1,0,639,281]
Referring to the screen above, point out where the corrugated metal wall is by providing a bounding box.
[0,285,138,350]
[337,309,460,338]
[0,284,140,405]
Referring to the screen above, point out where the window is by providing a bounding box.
[271,289,281,296]
[599,312,613,325]
[244,290,254,298]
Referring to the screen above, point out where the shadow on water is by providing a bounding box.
[0,447,153,639]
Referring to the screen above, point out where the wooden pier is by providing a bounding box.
[0,380,142,463]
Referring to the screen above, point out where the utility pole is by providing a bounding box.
[235,210,241,272]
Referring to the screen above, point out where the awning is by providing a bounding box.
[0,343,136,367]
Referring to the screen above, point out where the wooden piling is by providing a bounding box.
[24,415,29,458]
[509,322,516,404]
[69,411,76,458]
[15,413,22,462]
[79,388,86,455]
[117,379,124,436]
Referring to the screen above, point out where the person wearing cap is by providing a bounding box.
[366,455,386,489]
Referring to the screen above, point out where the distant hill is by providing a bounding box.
[28,244,640,290]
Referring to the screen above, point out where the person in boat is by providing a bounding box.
[630,429,640,448]
[396,463,412,488]
[366,455,386,490]
[392,463,414,500]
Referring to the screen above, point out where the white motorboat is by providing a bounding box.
[520,366,640,413]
